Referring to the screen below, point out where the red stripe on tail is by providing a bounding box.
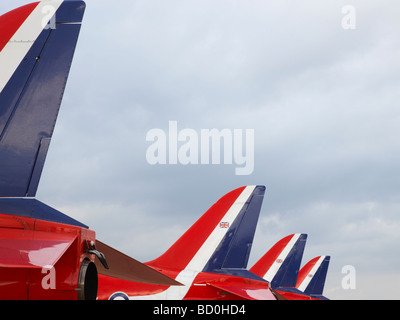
[250,234,296,277]
[0,2,40,52]
[147,186,246,272]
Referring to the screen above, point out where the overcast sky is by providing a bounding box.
[2,0,400,299]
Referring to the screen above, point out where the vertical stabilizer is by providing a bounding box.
[147,186,265,276]
[296,256,330,299]
[250,233,307,288]
[0,0,86,197]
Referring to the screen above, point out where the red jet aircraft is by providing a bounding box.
[0,1,277,300]
[250,234,330,300]
[97,185,276,300]
[0,1,330,301]
[0,0,181,300]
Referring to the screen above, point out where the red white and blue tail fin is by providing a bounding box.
[250,233,307,289]
[147,186,265,279]
[296,256,330,300]
[0,0,85,197]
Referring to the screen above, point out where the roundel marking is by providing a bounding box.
[109,292,129,300]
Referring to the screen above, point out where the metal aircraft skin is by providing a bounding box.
[250,234,330,300]
[295,255,331,300]
[0,1,276,300]
[0,0,181,300]
[97,185,277,300]
[0,1,330,301]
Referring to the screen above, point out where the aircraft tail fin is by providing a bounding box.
[147,186,265,277]
[0,0,86,197]
[250,233,307,288]
[296,255,330,298]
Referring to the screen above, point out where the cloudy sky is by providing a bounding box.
[2,0,400,299]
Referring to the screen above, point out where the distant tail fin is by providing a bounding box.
[0,0,86,197]
[296,256,330,298]
[250,233,307,289]
[147,186,265,276]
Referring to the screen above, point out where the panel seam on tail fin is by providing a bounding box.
[0,29,54,143]
[26,137,51,197]
[0,1,63,93]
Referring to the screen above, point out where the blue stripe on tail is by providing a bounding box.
[0,1,85,197]
[202,186,266,281]
[271,234,307,289]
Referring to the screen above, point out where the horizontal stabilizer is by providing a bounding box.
[95,240,183,287]
[0,228,76,268]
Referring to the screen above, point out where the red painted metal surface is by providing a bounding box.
[0,214,95,300]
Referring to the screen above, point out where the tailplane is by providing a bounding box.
[0,0,86,197]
